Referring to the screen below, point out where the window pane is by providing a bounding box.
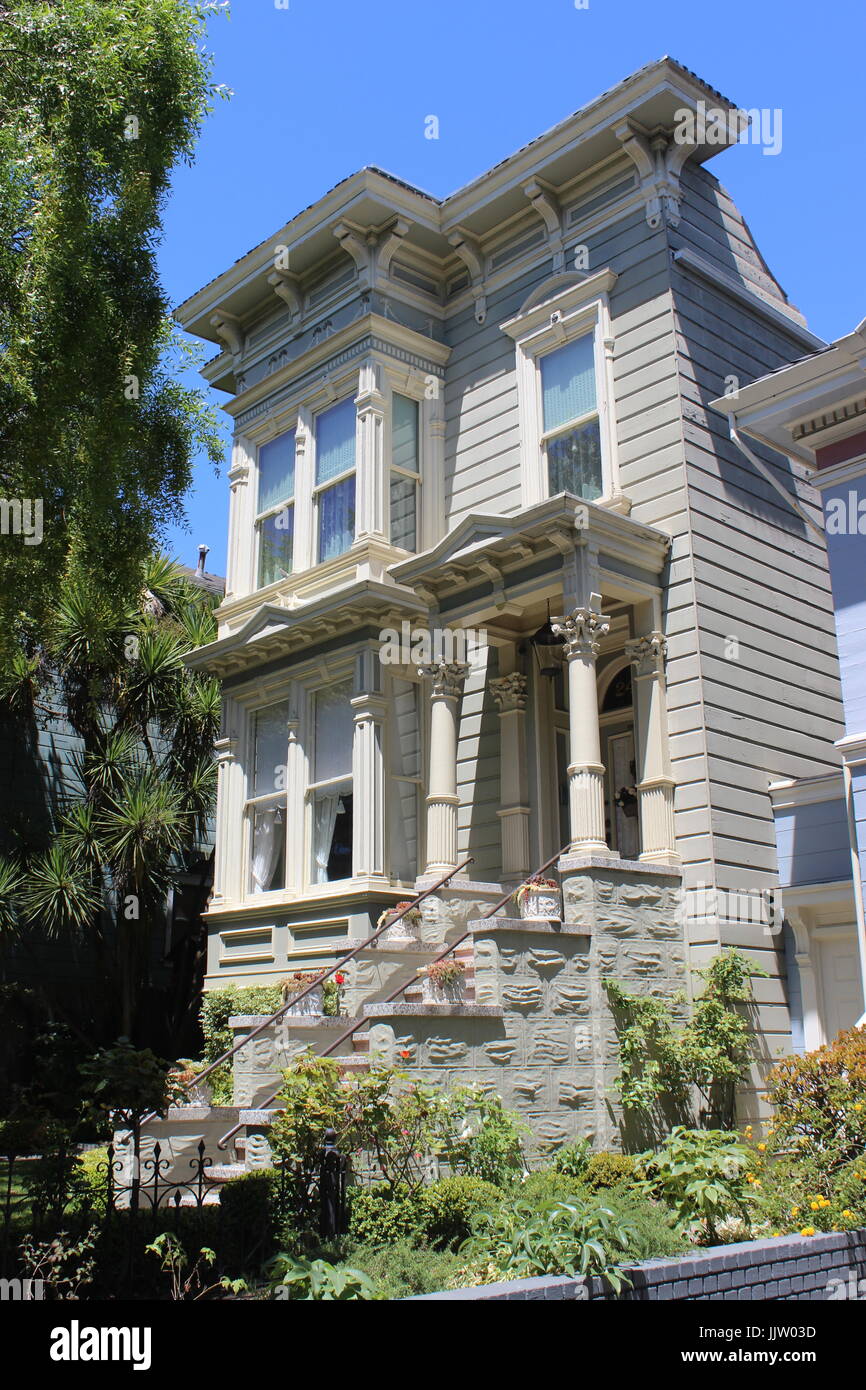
[390,474,416,551]
[392,394,419,473]
[547,417,603,501]
[251,805,285,892]
[314,682,353,783]
[253,701,290,799]
[316,398,356,484]
[318,476,355,561]
[257,505,293,587]
[541,335,596,432]
[258,430,296,514]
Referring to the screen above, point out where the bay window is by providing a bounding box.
[309,681,354,882]
[390,394,419,551]
[315,398,356,562]
[246,700,289,893]
[256,429,296,587]
[540,334,602,501]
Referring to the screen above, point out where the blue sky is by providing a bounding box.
[159,0,865,575]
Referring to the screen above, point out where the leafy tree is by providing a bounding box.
[0,556,221,1040]
[0,0,228,671]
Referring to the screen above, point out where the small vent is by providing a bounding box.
[391,259,441,298]
[567,173,636,225]
[489,226,546,271]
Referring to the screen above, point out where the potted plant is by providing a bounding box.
[169,1060,212,1107]
[322,972,346,1017]
[280,970,325,1017]
[376,900,422,943]
[514,875,562,921]
[422,958,466,1004]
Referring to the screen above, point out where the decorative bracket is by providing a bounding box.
[448,227,487,324]
[613,120,698,230]
[523,178,565,272]
[209,312,244,361]
[377,217,412,278]
[267,269,303,323]
[333,220,374,290]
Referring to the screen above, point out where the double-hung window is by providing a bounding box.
[255,429,296,588]
[246,700,289,894]
[390,394,419,551]
[540,334,602,501]
[308,681,354,883]
[315,398,356,562]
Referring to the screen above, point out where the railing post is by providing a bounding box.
[318,1128,347,1240]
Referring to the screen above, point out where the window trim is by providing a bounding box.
[388,389,422,553]
[501,270,621,510]
[312,395,358,564]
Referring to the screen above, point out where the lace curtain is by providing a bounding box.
[313,794,342,884]
[251,807,280,893]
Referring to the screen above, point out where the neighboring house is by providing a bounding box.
[712,320,866,1050]
[176,57,846,1143]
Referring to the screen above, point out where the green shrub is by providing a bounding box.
[219,1169,284,1272]
[266,1253,379,1300]
[583,1152,637,1191]
[637,1127,751,1242]
[348,1240,465,1298]
[749,1153,866,1237]
[598,1188,689,1262]
[200,986,283,1066]
[520,1170,587,1205]
[553,1137,592,1179]
[462,1196,637,1292]
[348,1184,426,1247]
[71,1146,110,1218]
[421,1175,503,1250]
[765,1028,866,1170]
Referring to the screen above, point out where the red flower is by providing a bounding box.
[335,972,345,985]
[400,1049,411,1059]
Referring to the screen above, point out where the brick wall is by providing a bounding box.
[407,1229,866,1300]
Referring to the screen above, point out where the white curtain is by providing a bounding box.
[251,807,280,893]
[313,794,341,884]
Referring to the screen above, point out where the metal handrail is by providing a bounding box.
[216,846,570,1148]
[157,858,474,1127]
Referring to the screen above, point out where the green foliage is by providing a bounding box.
[421,1175,504,1251]
[18,1227,99,1300]
[520,1170,587,1205]
[78,1038,171,1133]
[348,1184,426,1248]
[200,985,284,1064]
[462,1197,637,1292]
[764,1027,866,1171]
[748,1152,866,1237]
[71,1147,110,1219]
[438,1087,528,1186]
[637,1126,751,1243]
[552,1136,592,1179]
[347,1241,465,1299]
[218,1169,286,1272]
[604,950,767,1128]
[0,0,228,664]
[266,1253,380,1301]
[583,1151,637,1191]
[145,1230,246,1300]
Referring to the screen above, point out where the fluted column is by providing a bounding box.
[351,689,387,879]
[490,671,531,879]
[419,659,469,873]
[553,606,611,854]
[625,631,679,864]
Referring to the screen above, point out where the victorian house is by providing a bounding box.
[174,58,846,1144]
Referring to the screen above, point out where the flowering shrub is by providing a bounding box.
[377,901,421,930]
[764,1028,866,1171]
[425,959,465,989]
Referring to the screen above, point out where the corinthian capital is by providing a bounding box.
[625,631,668,678]
[418,659,470,699]
[489,672,528,712]
[552,607,610,660]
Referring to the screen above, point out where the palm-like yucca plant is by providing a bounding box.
[120,624,186,735]
[171,751,218,844]
[19,844,102,940]
[140,553,192,619]
[0,855,24,945]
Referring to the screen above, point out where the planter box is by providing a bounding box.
[377,912,422,945]
[519,888,562,920]
[282,984,324,1017]
[421,974,465,1005]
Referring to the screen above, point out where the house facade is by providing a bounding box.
[713,319,866,1051]
[177,58,846,1146]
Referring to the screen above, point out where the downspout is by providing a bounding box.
[841,757,866,1026]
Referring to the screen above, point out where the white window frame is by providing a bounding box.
[254,427,297,591]
[243,697,291,900]
[501,269,621,510]
[312,396,358,565]
[305,676,355,887]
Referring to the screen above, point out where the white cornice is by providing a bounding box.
[769,772,845,810]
